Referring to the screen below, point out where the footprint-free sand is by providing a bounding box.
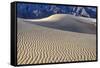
[17,14,96,65]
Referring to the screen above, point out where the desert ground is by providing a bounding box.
[17,14,96,65]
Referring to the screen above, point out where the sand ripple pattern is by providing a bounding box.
[17,19,96,65]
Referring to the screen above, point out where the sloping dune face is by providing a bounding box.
[17,14,96,65]
[24,14,96,34]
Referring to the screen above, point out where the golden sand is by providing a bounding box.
[17,14,96,65]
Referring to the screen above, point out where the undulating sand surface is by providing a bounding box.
[24,14,96,34]
[17,14,96,65]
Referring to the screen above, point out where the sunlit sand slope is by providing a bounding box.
[24,14,96,34]
[17,14,96,65]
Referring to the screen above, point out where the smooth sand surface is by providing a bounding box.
[17,14,96,65]
[24,14,96,34]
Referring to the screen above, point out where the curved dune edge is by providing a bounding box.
[20,14,96,34]
[17,18,96,65]
[22,14,96,25]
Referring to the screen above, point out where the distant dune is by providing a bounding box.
[23,14,96,34]
[17,14,96,65]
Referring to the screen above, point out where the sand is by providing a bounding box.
[24,14,96,34]
[17,14,96,65]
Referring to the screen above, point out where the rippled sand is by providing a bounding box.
[17,14,96,65]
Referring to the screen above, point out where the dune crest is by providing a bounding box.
[24,14,96,23]
[22,14,96,34]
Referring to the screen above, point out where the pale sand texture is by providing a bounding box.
[24,14,96,34]
[17,14,96,65]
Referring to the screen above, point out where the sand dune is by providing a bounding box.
[17,14,96,65]
[23,14,96,34]
[23,14,96,22]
